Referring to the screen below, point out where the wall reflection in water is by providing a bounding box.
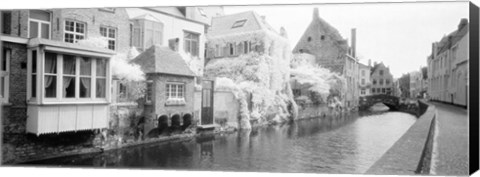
[27,111,416,174]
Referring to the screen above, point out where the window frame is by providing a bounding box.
[0,48,11,103]
[27,47,110,105]
[100,26,117,51]
[28,10,51,39]
[166,82,185,100]
[183,31,199,56]
[145,80,153,104]
[64,20,87,43]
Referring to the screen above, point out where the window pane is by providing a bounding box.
[65,33,74,43]
[96,59,107,77]
[29,21,38,38]
[41,23,49,39]
[166,84,170,99]
[63,76,75,98]
[178,85,184,97]
[63,55,76,75]
[108,28,115,38]
[2,11,12,35]
[65,21,74,32]
[29,10,50,21]
[96,78,106,98]
[100,27,107,37]
[80,77,91,98]
[45,52,57,74]
[80,57,92,75]
[45,76,56,98]
[108,40,115,50]
[31,74,36,97]
[76,23,85,33]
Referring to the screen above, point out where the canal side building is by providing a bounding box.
[370,62,394,95]
[0,8,135,163]
[427,18,469,107]
[293,8,360,108]
[359,62,371,97]
[131,45,196,137]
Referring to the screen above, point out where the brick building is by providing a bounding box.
[293,8,360,108]
[131,45,196,136]
[359,62,371,97]
[1,8,135,163]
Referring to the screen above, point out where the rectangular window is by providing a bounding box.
[63,55,76,98]
[371,88,375,93]
[229,43,235,56]
[2,11,12,34]
[184,31,199,56]
[361,79,365,85]
[382,88,386,93]
[31,51,109,101]
[29,10,51,39]
[1,48,11,102]
[361,70,365,76]
[244,41,250,53]
[64,20,86,43]
[386,79,390,85]
[379,70,384,76]
[31,50,37,98]
[166,83,185,99]
[44,52,57,98]
[100,26,116,50]
[132,27,142,49]
[80,57,92,98]
[379,79,384,85]
[372,79,376,85]
[96,59,107,98]
[146,81,153,103]
[118,83,127,100]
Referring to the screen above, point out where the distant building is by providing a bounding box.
[398,73,410,98]
[409,71,422,98]
[293,8,359,108]
[370,62,394,96]
[427,18,469,107]
[359,62,371,97]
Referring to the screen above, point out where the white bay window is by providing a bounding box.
[26,39,114,135]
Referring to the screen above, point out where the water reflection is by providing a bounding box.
[27,111,416,174]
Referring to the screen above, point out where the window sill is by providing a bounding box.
[28,100,110,106]
[1,102,13,106]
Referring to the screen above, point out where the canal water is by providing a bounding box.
[26,110,417,174]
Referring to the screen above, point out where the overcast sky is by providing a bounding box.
[224,2,468,78]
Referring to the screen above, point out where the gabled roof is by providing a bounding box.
[131,45,196,77]
[208,11,277,37]
[293,8,348,52]
[436,19,469,55]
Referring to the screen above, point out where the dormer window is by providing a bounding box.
[198,8,207,17]
[232,19,247,28]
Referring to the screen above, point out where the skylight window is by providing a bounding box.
[232,19,247,28]
[198,8,207,17]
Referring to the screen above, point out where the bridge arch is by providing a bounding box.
[360,94,400,111]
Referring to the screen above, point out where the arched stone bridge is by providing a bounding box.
[359,94,400,111]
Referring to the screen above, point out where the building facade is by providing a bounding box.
[359,62,371,97]
[370,62,394,96]
[427,19,469,107]
[409,71,422,98]
[293,8,359,108]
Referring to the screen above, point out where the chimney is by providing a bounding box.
[351,28,356,58]
[368,59,371,67]
[313,8,319,20]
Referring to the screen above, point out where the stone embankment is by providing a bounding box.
[366,101,436,175]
